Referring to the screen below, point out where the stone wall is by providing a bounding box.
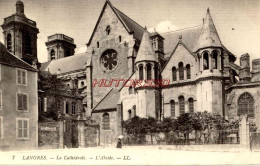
[92,111,119,146]
[38,122,59,149]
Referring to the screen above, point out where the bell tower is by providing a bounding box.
[195,8,225,115]
[1,0,39,65]
[135,29,161,120]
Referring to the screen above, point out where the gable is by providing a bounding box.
[161,42,198,80]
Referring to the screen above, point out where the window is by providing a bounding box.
[128,110,132,119]
[238,92,254,117]
[188,98,194,113]
[179,96,185,114]
[17,69,27,85]
[106,25,111,35]
[17,93,28,111]
[102,113,110,130]
[147,63,152,80]
[7,33,12,52]
[81,81,85,87]
[0,116,3,139]
[44,97,47,112]
[129,87,134,94]
[139,65,144,80]
[186,64,191,79]
[65,102,69,114]
[16,118,29,139]
[50,49,55,60]
[24,34,32,55]
[72,102,76,115]
[97,42,99,48]
[100,49,118,71]
[203,52,209,70]
[154,65,159,81]
[178,62,184,80]
[212,50,218,69]
[119,36,122,42]
[170,100,175,117]
[172,67,177,81]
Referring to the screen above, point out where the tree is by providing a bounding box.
[38,71,69,121]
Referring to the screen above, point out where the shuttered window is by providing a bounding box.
[17,93,28,111]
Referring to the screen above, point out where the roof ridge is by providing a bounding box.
[6,49,37,71]
[42,53,87,63]
[161,25,202,35]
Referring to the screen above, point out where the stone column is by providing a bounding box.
[176,69,179,81]
[184,67,187,80]
[209,53,212,71]
[151,65,155,80]
[78,120,85,148]
[239,115,250,149]
[58,121,64,149]
[144,63,147,81]
[200,54,204,72]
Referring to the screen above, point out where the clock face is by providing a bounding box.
[100,49,118,71]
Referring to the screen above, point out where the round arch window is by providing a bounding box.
[100,49,118,71]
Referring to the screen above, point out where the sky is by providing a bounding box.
[0,0,259,64]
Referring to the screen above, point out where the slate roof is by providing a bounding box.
[92,88,119,112]
[135,29,158,63]
[194,8,222,52]
[40,53,91,75]
[161,26,202,59]
[113,7,146,42]
[87,0,146,46]
[0,42,37,72]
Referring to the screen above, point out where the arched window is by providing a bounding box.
[212,50,218,69]
[50,49,55,60]
[129,87,133,94]
[128,110,132,119]
[179,96,185,114]
[106,26,111,35]
[188,98,194,113]
[178,62,184,80]
[147,63,152,80]
[25,34,32,55]
[170,100,175,117]
[203,52,209,70]
[154,65,158,81]
[102,113,110,130]
[238,93,254,117]
[139,65,144,80]
[186,64,191,79]
[7,33,12,52]
[172,67,177,81]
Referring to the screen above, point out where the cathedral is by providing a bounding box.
[1,0,260,146]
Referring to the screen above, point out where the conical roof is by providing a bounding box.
[135,29,158,63]
[195,8,222,52]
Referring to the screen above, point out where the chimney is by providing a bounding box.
[239,53,251,81]
[251,58,260,82]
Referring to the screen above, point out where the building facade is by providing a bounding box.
[0,42,38,150]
